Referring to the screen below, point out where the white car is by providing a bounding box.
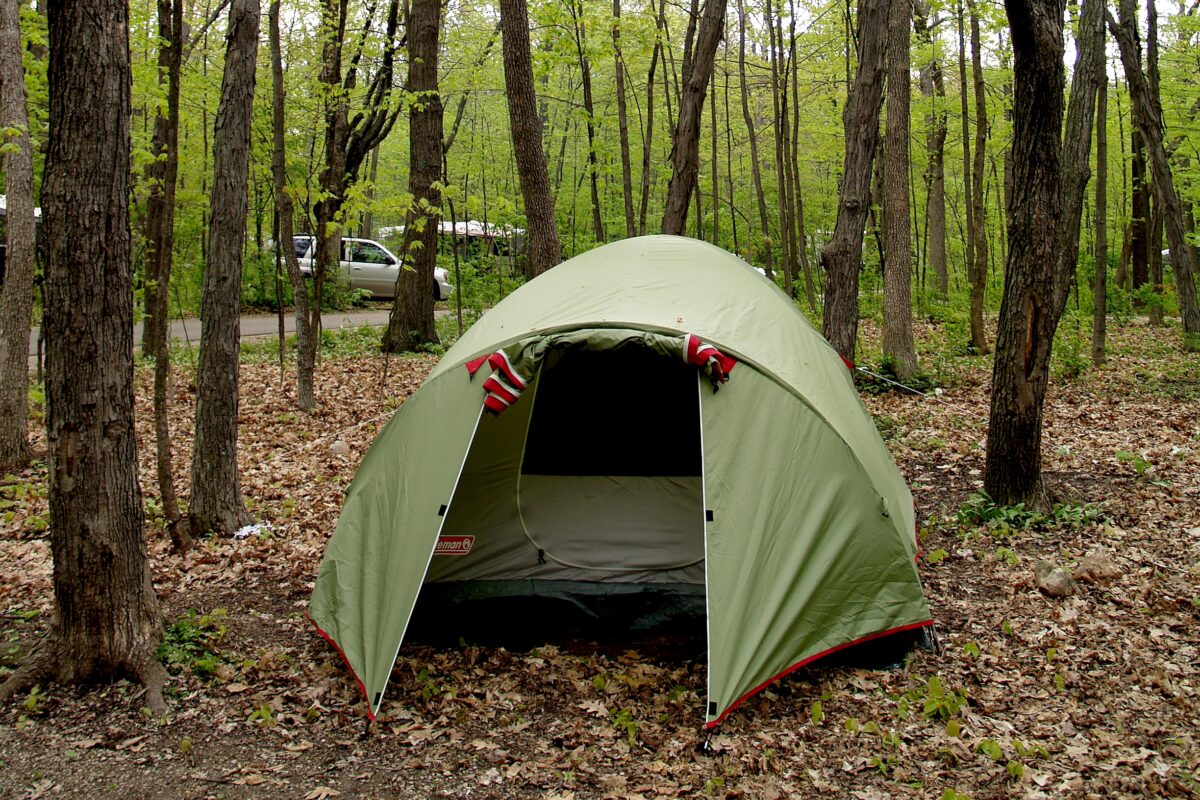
[293,235,453,301]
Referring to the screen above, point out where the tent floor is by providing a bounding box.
[407,580,707,658]
[406,579,930,668]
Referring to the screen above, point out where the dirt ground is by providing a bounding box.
[1,321,1198,799]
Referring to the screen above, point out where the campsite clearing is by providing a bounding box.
[0,320,1198,799]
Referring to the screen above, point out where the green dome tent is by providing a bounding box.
[310,235,932,727]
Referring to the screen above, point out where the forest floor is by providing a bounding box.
[0,318,1198,799]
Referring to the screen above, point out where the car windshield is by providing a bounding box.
[293,237,312,260]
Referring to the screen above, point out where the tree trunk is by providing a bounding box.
[144,0,188,551]
[983,0,1066,506]
[0,0,36,471]
[502,0,562,274]
[1114,84,1130,291]
[967,0,990,353]
[710,66,719,244]
[1092,76,1108,365]
[914,0,948,299]
[1147,194,1165,325]
[882,0,917,380]
[0,0,166,712]
[188,0,259,538]
[312,0,404,336]
[788,0,817,309]
[956,0,976,316]
[312,0,350,348]
[1145,0,1164,325]
[382,0,443,353]
[1131,138,1151,298]
[767,0,793,295]
[612,0,635,238]
[661,0,726,235]
[736,0,775,277]
[723,62,739,254]
[637,0,666,236]
[269,0,315,412]
[820,0,887,364]
[1108,1,1200,336]
[360,145,380,239]
[569,0,605,243]
[1051,0,1105,319]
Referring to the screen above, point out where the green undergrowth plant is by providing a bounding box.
[1053,314,1091,381]
[896,675,969,722]
[955,491,1106,536]
[854,358,940,396]
[157,608,228,679]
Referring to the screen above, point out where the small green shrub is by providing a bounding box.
[955,491,1105,534]
[157,608,228,678]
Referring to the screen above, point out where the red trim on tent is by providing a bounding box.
[307,612,376,721]
[839,354,855,372]
[704,619,934,730]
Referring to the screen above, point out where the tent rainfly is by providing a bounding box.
[309,235,933,727]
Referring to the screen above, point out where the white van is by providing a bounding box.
[293,235,453,301]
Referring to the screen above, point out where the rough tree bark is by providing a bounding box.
[882,0,917,380]
[967,0,990,353]
[914,0,948,299]
[983,0,1066,506]
[268,0,315,412]
[0,0,167,711]
[1104,0,1200,335]
[188,0,259,538]
[736,0,775,277]
[382,0,443,352]
[1092,76,1108,365]
[1108,0,1200,336]
[1051,0,1105,318]
[612,0,635,238]
[501,0,562,274]
[0,0,36,471]
[820,0,887,364]
[661,0,726,235]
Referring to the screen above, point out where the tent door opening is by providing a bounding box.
[517,345,705,573]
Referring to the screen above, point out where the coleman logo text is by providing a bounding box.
[434,535,475,555]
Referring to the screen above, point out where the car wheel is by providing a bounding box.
[432,279,442,302]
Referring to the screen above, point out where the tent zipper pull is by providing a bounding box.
[537,549,546,565]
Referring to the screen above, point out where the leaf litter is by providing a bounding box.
[0,325,1197,798]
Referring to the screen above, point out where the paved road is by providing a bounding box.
[28,307,444,357]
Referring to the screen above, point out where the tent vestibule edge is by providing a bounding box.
[704,618,935,730]
[370,403,488,718]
